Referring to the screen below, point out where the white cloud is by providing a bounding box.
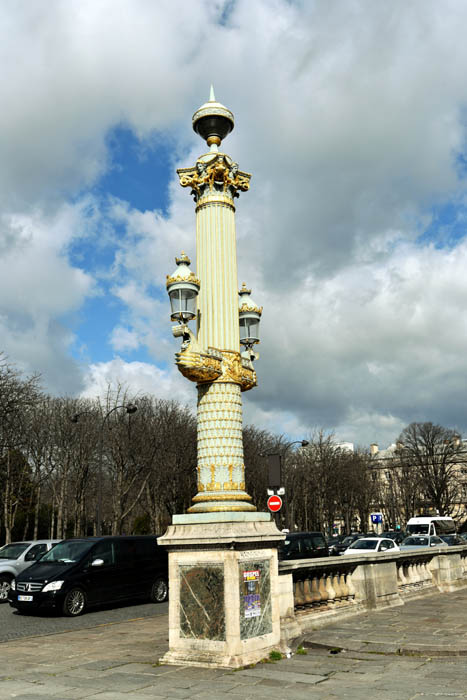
[0,203,96,392]
[110,326,140,353]
[249,236,467,446]
[81,357,195,409]
[2,1,467,446]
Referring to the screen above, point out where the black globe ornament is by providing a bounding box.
[192,86,234,148]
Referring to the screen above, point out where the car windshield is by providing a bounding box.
[0,542,30,559]
[342,536,357,545]
[40,540,94,564]
[403,536,429,546]
[407,524,429,534]
[350,539,378,550]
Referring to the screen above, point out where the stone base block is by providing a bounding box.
[158,516,285,668]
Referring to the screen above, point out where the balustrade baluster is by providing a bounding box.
[421,559,430,585]
[302,578,314,606]
[325,573,336,605]
[311,576,321,607]
[408,561,418,586]
[340,571,350,600]
[346,569,356,600]
[294,579,306,609]
[318,573,329,605]
[332,572,343,603]
[397,563,406,587]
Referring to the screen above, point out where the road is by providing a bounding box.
[0,598,168,643]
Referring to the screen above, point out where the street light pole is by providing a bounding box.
[71,403,137,535]
[158,89,287,669]
[262,440,309,529]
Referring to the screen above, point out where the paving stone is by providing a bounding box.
[3,696,61,700]
[0,680,51,696]
[75,660,129,671]
[85,694,167,700]
[236,667,327,684]
[180,678,247,693]
[3,590,467,699]
[136,682,197,698]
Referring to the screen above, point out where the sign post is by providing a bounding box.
[267,494,282,529]
[370,512,383,534]
[267,495,282,513]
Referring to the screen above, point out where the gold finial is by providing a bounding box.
[175,251,191,265]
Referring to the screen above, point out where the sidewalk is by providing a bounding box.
[2,590,467,699]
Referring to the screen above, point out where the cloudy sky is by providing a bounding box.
[2,0,467,449]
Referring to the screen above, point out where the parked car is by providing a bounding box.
[0,540,60,603]
[440,534,466,546]
[343,537,400,555]
[8,535,168,617]
[326,535,347,556]
[331,533,366,556]
[278,532,329,560]
[381,530,407,545]
[459,532,467,542]
[406,516,456,537]
[400,535,448,550]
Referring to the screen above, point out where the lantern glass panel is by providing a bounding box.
[169,288,197,321]
[240,316,260,345]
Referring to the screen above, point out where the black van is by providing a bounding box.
[278,531,329,560]
[8,535,168,617]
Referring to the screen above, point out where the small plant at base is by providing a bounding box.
[296,645,307,655]
[269,650,282,661]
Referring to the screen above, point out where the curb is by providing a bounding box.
[303,639,467,657]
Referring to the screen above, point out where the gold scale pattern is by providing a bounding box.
[196,382,245,493]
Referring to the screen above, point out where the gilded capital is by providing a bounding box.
[177,153,251,202]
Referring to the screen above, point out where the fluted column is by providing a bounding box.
[196,192,239,350]
[176,149,255,513]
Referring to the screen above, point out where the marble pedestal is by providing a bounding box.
[157,513,285,668]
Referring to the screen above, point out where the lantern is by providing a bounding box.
[166,252,200,323]
[238,283,262,347]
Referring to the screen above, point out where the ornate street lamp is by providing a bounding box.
[159,88,284,670]
[164,87,259,513]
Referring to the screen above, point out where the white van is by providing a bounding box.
[406,516,456,537]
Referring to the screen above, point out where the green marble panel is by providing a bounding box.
[239,559,272,640]
[179,564,225,640]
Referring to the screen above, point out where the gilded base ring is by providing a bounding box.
[192,491,252,503]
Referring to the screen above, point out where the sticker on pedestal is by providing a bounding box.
[239,560,272,639]
[243,569,261,618]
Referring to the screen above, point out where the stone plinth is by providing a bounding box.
[158,513,285,668]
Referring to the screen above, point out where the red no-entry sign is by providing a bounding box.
[267,495,283,512]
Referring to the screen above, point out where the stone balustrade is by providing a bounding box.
[278,544,467,645]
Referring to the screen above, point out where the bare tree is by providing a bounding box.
[0,354,41,542]
[243,426,281,511]
[397,422,463,516]
[142,398,197,533]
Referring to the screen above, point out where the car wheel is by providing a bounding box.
[150,577,168,603]
[0,576,12,603]
[62,588,86,617]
